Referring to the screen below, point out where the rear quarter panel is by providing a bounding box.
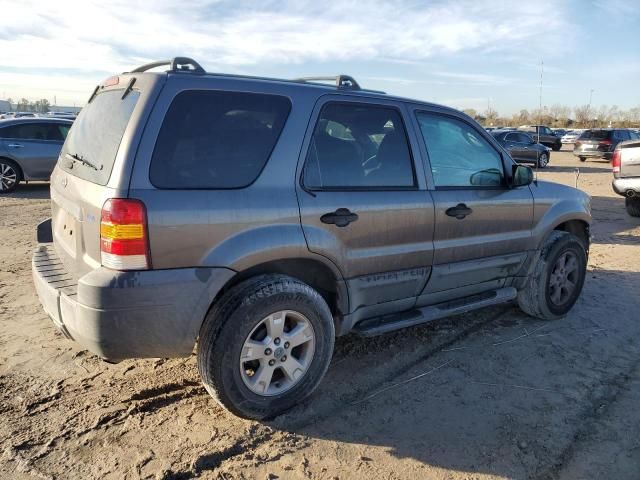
[128,75,328,273]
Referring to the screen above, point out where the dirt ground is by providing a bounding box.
[1,148,640,480]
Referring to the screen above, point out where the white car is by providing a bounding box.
[561,130,581,143]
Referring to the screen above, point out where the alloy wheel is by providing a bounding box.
[548,251,579,306]
[0,163,17,191]
[239,310,315,396]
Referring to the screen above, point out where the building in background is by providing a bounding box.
[0,100,10,112]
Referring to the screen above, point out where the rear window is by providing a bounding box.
[149,90,291,189]
[580,130,611,140]
[59,90,139,185]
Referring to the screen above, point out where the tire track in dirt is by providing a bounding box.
[172,306,513,477]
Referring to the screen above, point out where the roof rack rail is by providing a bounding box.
[127,57,205,74]
[295,75,361,90]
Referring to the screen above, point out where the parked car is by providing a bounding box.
[552,128,567,137]
[518,125,562,151]
[490,130,551,168]
[32,57,591,419]
[561,130,581,144]
[0,118,73,193]
[611,139,640,216]
[574,129,633,162]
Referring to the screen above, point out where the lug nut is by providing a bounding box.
[274,337,281,345]
[264,348,272,355]
[281,355,287,362]
[269,359,276,366]
[284,342,290,349]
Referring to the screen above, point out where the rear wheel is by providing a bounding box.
[552,143,561,151]
[625,197,640,217]
[197,274,335,419]
[0,159,21,193]
[537,152,549,168]
[578,156,586,162]
[517,231,587,320]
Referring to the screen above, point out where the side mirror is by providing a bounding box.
[512,164,534,187]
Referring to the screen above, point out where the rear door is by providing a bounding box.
[297,96,434,313]
[0,122,65,179]
[410,108,534,302]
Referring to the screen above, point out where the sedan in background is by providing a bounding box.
[491,129,551,168]
[0,118,72,193]
[561,130,581,143]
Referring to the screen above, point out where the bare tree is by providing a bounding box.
[574,105,591,127]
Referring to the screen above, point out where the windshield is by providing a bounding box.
[59,89,139,185]
[580,130,611,140]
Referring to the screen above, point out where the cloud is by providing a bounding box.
[1,0,573,72]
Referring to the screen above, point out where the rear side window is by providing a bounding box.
[60,90,140,185]
[302,102,416,189]
[150,90,291,189]
[0,122,66,141]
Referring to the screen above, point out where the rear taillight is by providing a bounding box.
[100,198,150,270]
[599,139,613,149]
[612,150,621,174]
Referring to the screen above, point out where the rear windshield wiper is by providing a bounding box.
[65,153,102,171]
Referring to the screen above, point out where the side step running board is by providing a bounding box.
[353,287,517,337]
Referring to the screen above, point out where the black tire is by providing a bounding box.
[578,156,586,162]
[552,143,561,151]
[197,274,335,420]
[625,197,640,217]
[537,152,549,169]
[0,158,22,194]
[517,231,587,320]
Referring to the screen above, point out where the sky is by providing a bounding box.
[1,0,639,114]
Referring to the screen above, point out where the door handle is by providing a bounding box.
[445,203,473,219]
[7,143,24,148]
[320,208,359,227]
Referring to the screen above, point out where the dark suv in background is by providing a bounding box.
[518,125,562,151]
[574,129,638,162]
[32,57,591,419]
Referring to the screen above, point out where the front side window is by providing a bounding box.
[303,102,415,189]
[416,112,505,188]
[518,133,533,144]
[150,90,291,189]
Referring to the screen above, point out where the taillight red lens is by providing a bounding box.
[100,198,150,270]
[599,139,613,146]
[611,150,621,173]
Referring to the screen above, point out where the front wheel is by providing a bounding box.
[197,274,335,419]
[578,156,586,162]
[537,152,549,168]
[517,231,587,320]
[552,143,561,151]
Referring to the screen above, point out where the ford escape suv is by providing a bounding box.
[33,57,591,419]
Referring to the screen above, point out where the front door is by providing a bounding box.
[297,97,435,314]
[504,132,538,164]
[411,109,534,302]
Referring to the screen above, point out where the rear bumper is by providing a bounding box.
[573,150,612,160]
[32,241,235,362]
[612,178,640,197]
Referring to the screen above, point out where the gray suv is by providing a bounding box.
[33,58,592,419]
